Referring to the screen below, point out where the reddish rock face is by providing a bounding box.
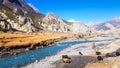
[0,0,37,13]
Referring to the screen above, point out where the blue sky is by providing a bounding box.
[25,0,120,24]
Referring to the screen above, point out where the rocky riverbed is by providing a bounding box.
[25,36,120,68]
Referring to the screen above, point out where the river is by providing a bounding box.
[0,36,119,68]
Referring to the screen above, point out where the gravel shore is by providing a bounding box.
[24,36,120,68]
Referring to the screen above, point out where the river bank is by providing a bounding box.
[0,32,72,58]
[0,31,101,58]
[25,36,120,68]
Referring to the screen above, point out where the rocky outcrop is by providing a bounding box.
[41,13,70,32]
[9,15,36,32]
[70,21,93,34]
[0,12,12,30]
[0,11,37,32]
[0,19,11,29]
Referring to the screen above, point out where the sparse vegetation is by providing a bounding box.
[26,12,45,29]
[0,32,72,48]
[0,4,45,30]
[0,4,16,20]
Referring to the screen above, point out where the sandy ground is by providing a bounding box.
[85,57,120,68]
[24,36,120,68]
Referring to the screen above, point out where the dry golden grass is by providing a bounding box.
[0,32,100,48]
[0,32,72,48]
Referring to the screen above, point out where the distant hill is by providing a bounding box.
[92,17,120,31]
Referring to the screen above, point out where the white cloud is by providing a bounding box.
[27,3,40,13]
[67,19,80,22]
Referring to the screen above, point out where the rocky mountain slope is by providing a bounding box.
[0,0,37,13]
[0,0,94,34]
[68,21,94,34]
[41,13,70,32]
[0,0,45,33]
[92,17,120,31]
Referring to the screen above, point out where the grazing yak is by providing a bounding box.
[97,56,103,61]
[116,52,120,56]
[105,53,116,57]
[105,52,120,57]
[96,51,101,55]
[62,55,71,63]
